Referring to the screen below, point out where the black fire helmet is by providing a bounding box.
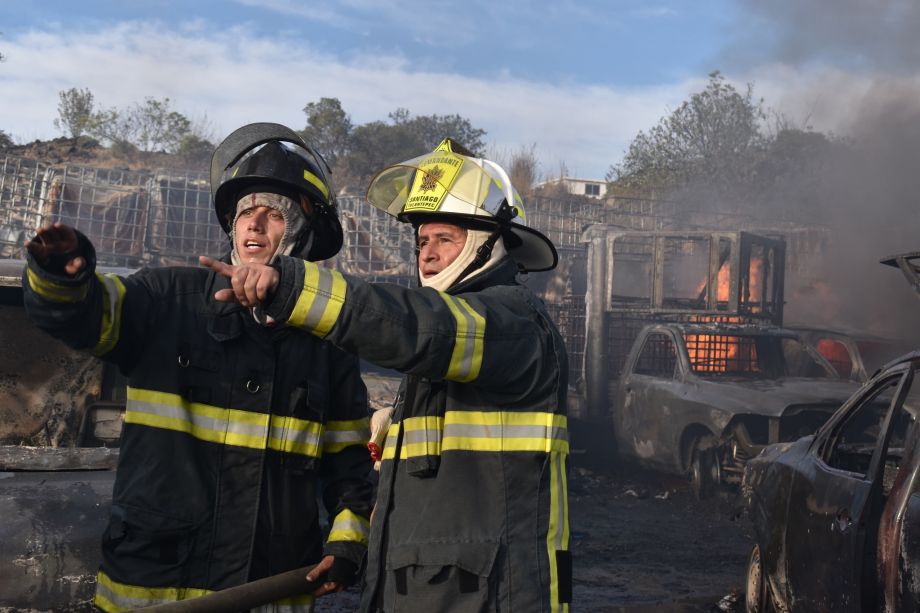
[210,122,343,261]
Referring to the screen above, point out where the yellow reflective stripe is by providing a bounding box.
[91,273,126,357]
[381,422,402,460]
[303,168,330,200]
[547,451,570,613]
[402,415,443,456]
[125,387,324,458]
[443,411,569,453]
[26,267,89,303]
[323,417,370,453]
[269,414,323,457]
[95,570,212,612]
[441,293,485,382]
[379,412,567,459]
[126,387,270,448]
[289,264,347,338]
[327,508,370,545]
[251,594,315,613]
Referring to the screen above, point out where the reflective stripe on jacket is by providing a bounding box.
[23,234,374,612]
[269,255,571,613]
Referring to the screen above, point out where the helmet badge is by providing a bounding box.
[419,166,444,192]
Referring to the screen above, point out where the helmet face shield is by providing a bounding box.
[366,150,510,220]
[222,141,331,204]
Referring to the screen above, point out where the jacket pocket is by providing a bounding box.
[385,542,499,613]
[102,505,200,586]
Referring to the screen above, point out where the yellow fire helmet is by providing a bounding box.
[365,138,558,272]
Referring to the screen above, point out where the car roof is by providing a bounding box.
[650,322,800,338]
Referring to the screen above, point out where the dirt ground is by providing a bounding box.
[316,462,752,613]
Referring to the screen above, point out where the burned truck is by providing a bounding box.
[555,228,860,493]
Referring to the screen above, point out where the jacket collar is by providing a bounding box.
[447,256,519,295]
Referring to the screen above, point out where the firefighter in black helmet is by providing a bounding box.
[22,123,374,612]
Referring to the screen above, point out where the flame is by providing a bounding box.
[815,339,852,378]
[692,262,731,304]
[695,257,765,310]
[685,333,758,374]
[747,256,764,313]
[717,263,730,302]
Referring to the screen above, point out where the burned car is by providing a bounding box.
[613,322,860,497]
[788,326,870,383]
[743,350,920,612]
[0,259,125,611]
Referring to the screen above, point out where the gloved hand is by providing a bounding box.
[308,554,360,597]
[326,557,359,587]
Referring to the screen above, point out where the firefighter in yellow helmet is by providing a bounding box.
[203,138,571,612]
[23,123,374,612]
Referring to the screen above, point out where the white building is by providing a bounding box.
[535,176,608,199]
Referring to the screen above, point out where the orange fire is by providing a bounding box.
[685,333,758,374]
[694,257,763,308]
[747,257,764,313]
[683,255,766,372]
[815,339,852,379]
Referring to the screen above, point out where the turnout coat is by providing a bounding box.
[23,233,373,612]
[267,255,571,613]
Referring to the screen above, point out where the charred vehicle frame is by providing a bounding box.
[615,321,858,498]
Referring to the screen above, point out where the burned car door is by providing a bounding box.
[877,366,920,612]
[620,331,683,466]
[782,368,910,611]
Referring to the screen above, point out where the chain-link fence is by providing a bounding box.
[0,153,834,385]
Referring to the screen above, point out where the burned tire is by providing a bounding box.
[745,544,774,613]
[690,438,720,500]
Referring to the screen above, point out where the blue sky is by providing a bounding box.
[1,0,917,179]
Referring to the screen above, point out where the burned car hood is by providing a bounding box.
[690,377,860,418]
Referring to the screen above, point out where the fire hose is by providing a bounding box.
[131,565,319,612]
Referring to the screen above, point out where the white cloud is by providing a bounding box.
[0,21,691,178]
[634,7,678,18]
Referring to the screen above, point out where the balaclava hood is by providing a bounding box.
[419,225,507,292]
[230,191,310,265]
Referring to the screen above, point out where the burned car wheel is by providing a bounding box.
[745,544,773,613]
[690,438,720,499]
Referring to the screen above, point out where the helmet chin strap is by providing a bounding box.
[453,228,502,285]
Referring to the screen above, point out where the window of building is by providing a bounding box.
[584,183,601,197]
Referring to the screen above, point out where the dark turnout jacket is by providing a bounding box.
[266,255,571,613]
[23,233,374,612]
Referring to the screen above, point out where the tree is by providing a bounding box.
[86,107,138,152]
[507,144,540,195]
[130,97,192,153]
[299,98,488,191]
[53,88,95,138]
[608,71,766,197]
[301,97,352,166]
[389,109,487,155]
[343,120,421,188]
[174,133,215,169]
[86,97,194,154]
[0,129,12,150]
